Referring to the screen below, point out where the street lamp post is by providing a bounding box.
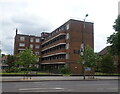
[80,14,88,80]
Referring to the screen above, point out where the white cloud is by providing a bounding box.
[0,0,119,54]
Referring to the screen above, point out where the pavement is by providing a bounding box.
[0,76,119,82]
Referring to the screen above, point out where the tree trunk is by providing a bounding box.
[30,70,31,79]
[118,58,120,73]
[26,67,29,79]
[92,68,95,79]
[23,70,25,79]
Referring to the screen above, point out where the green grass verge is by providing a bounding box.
[95,72,120,75]
[0,72,50,75]
[0,72,120,75]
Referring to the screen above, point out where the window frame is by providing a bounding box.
[19,43,25,47]
[35,45,40,49]
[30,44,33,49]
[20,36,25,41]
[36,38,40,43]
[30,38,34,42]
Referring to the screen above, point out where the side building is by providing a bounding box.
[98,46,120,73]
[14,19,94,74]
[14,29,41,56]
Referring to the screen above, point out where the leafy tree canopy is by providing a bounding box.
[101,53,116,73]
[107,15,120,57]
[4,55,16,72]
[17,48,38,68]
[5,55,16,66]
[113,15,120,31]
[84,45,97,68]
[78,45,98,69]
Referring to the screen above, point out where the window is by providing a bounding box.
[73,50,80,54]
[66,23,69,30]
[36,38,40,43]
[18,48,25,50]
[20,36,25,41]
[35,52,39,55]
[56,30,58,33]
[35,45,39,49]
[66,33,69,39]
[61,27,64,31]
[19,43,25,47]
[18,49,25,53]
[59,28,61,32]
[66,43,69,49]
[30,38,34,42]
[30,44,33,49]
[66,54,69,59]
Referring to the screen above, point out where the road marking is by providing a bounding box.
[19,87,64,91]
[97,87,118,91]
[33,82,44,83]
[107,88,118,90]
[96,88,104,91]
[54,88,64,89]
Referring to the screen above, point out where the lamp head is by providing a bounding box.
[85,14,88,17]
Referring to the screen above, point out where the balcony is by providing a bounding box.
[41,32,66,45]
[41,59,66,65]
[41,40,66,51]
[41,49,66,57]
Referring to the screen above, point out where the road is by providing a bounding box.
[2,80,118,92]
[1,76,118,81]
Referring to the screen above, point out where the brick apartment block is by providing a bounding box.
[14,19,94,74]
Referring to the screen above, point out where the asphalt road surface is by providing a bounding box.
[2,80,118,92]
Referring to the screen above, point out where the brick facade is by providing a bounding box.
[14,19,94,74]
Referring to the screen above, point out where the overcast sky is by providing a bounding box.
[0,0,119,55]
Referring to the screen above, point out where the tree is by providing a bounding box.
[5,55,16,72]
[2,54,5,57]
[59,64,70,74]
[78,45,98,79]
[107,15,120,72]
[113,15,120,32]
[95,54,102,72]
[101,54,116,74]
[16,48,38,79]
[107,32,119,56]
[84,46,97,69]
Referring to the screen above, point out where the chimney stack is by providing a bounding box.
[16,28,18,35]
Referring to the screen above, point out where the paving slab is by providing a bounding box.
[0,76,119,82]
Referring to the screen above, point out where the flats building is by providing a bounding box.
[14,19,94,74]
[14,29,41,55]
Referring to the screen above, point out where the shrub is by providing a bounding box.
[101,54,116,74]
[59,65,70,74]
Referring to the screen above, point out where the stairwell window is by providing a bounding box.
[66,33,69,39]
[66,54,69,59]
[66,23,69,30]
[66,43,69,49]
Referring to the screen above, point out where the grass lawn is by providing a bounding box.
[95,72,120,75]
[0,72,120,75]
